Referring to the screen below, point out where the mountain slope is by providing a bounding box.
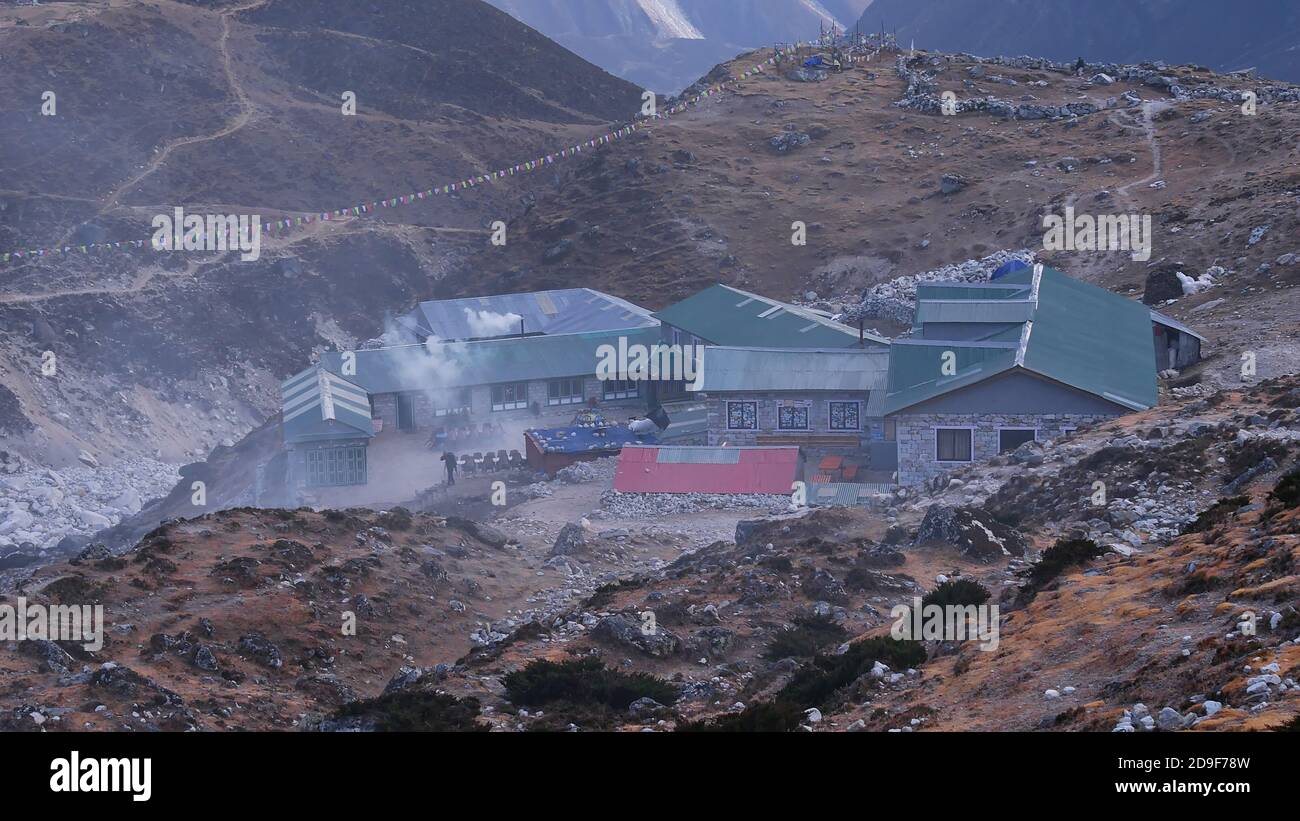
[0,0,641,470]
[858,0,1300,82]
[485,0,872,93]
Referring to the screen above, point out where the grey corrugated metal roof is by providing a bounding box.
[406,288,657,341]
[656,447,741,464]
[653,284,887,348]
[1150,309,1208,343]
[317,327,661,394]
[806,482,893,506]
[281,366,374,444]
[698,346,890,392]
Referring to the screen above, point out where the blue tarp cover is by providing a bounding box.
[526,423,656,454]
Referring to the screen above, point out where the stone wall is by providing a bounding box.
[371,376,646,433]
[705,391,878,446]
[894,411,1117,485]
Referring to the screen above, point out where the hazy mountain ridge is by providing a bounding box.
[485,0,872,93]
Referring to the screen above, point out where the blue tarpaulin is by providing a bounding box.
[526,423,656,455]
[991,259,1031,280]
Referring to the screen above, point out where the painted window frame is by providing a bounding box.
[433,388,472,417]
[726,400,758,430]
[547,377,585,406]
[934,426,975,463]
[490,381,529,412]
[828,400,862,431]
[777,404,810,430]
[602,379,640,400]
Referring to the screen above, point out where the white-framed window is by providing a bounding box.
[883,419,897,442]
[828,400,861,431]
[777,404,809,430]
[998,427,1037,454]
[935,427,973,462]
[433,388,471,417]
[490,381,529,412]
[602,379,639,400]
[726,401,757,430]
[547,377,585,406]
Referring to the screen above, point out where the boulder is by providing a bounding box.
[446,517,512,549]
[591,613,680,658]
[939,173,968,195]
[914,505,1027,561]
[549,523,587,557]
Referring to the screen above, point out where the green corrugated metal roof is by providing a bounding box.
[281,366,374,444]
[884,266,1158,414]
[883,340,1018,411]
[915,283,1030,300]
[698,346,890,392]
[653,284,884,348]
[1021,266,1157,410]
[316,327,661,395]
[915,299,1035,325]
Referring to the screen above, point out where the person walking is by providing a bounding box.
[441,451,458,486]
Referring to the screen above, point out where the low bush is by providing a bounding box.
[1268,468,1300,510]
[921,578,991,609]
[763,613,849,660]
[331,691,487,732]
[1013,537,1103,607]
[503,657,677,710]
[676,701,805,733]
[777,636,926,710]
[1183,495,1250,534]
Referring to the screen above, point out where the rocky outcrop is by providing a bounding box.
[914,505,1027,561]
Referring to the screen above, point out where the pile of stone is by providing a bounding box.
[556,458,614,484]
[0,456,179,557]
[895,53,1300,121]
[596,489,788,519]
[841,248,1035,325]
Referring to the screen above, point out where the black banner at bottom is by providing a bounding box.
[3,729,1291,808]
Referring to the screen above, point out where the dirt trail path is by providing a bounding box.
[50,0,266,250]
[1113,102,1165,206]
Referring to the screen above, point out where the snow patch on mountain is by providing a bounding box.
[635,0,704,40]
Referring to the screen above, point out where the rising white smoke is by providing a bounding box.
[463,308,522,339]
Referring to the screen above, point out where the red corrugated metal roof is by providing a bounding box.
[613,446,799,494]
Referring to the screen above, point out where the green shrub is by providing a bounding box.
[503,657,678,710]
[1183,495,1250,534]
[921,578,990,609]
[763,613,849,660]
[1269,468,1300,510]
[777,635,926,710]
[1025,538,1103,589]
[676,701,805,733]
[1014,537,1103,607]
[331,691,487,732]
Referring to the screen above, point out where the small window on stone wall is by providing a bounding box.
[936,428,972,462]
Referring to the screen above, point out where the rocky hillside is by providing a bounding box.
[402,375,1300,731]
[4,375,1297,731]
[0,0,641,472]
[857,0,1300,83]
[3,7,1300,567]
